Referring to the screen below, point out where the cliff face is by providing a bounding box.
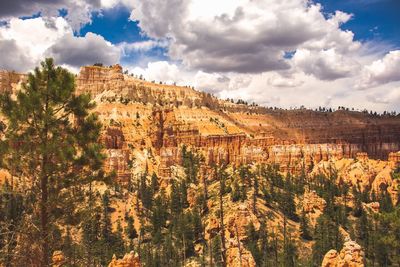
[2,64,400,180]
[75,65,400,179]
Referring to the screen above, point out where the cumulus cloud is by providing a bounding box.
[356,50,400,89]
[47,32,120,68]
[130,0,361,74]
[0,34,32,71]
[267,72,304,88]
[1,0,399,112]
[0,17,120,72]
[293,48,360,80]
[0,0,103,30]
[0,17,71,71]
[129,61,183,84]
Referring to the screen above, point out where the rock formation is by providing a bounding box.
[2,64,400,182]
[226,246,256,267]
[51,251,66,267]
[299,190,326,227]
[108,252,141,267]
[321,240,365,267]
[0,70,27,93]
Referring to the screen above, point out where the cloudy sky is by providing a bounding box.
[0,0,399,112]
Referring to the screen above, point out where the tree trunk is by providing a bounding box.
[219,173,227,267]
[235,224,242,267]
[40,172,49,266]
[202,168,209,213]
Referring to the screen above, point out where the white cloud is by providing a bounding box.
[0,32,32,71]
[356,50,400,89]
[1,0,399,112]
[47,32,120,68]
[129,61,183,84]
[267,72,304,88]
[0,0,103,30]
[293,48,360,80]
[130,0,361,74]
[0,17,71,71]
[0,17,120,72]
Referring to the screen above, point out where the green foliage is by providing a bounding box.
[312,214,343,265]
[181,145,202,184]
[0,181,24,265]
[230,179,246,202]
[300,210,312,240]
[0,58,105,265]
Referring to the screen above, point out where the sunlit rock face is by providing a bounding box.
[108,252,141,267]
[2,64,400,182]
[96,95,400,183]
[322,240,365,267]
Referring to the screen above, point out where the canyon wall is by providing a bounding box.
[78,65,400,178]
[2,65,400,180]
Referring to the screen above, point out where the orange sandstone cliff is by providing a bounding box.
[2,65,400,180]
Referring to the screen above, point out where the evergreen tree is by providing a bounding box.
[0,58,105,265]
[281,190,298,221]
[181,145,202,185]
[300,209,312,240]
[125,215,138,246]
[215,163,228,266]
[82,204,102,266]
[379,189,394,213]
[0,181,24,265]
[312,214,343,265]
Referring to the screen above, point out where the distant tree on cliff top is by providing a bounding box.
[0,58,106,266]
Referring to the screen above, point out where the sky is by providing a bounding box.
[0,0,399,112]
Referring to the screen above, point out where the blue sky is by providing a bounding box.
[0,0,400,111]
[71,0,400,69]
[319,0,400,46]
[81,1,400,52]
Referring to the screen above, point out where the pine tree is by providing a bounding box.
[312,214,343,265]
[281,190,298,221]
[215,163,228,266]
[125,215,138,248]
[0,58,105,265]
[252,167,259,214]
[82,204,102,266]
[283,218,297,267]
[300,209,312,240]
[0,181,24,265]
[231,179,242,202]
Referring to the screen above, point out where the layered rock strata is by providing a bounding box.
[2,64,400,180]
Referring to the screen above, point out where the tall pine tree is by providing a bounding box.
[0,58,105,266]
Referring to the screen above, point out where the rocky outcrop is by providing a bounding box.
[76,64,124,96]
[362,202,380,213]
[226,246,256,267]
[312,158,397,195]
[225,203,260,242]
[108,252,141,267]
[299,190,326,227]
[52,251,66,267]
[0,70,27,93]
[321,240,365,267]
